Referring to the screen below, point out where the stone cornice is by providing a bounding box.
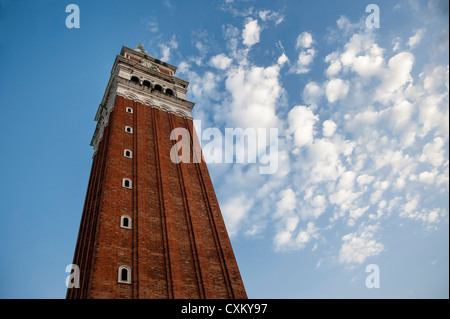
[114,55,190,89]
[91,77,194,152]
[115,77,194,111]
[120,46,177,72]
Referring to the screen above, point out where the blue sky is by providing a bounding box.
[0,0,448,299]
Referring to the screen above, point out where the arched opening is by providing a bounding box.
[122,178,132,189]
[118,266,131,284]
[124,149,132,158]
[121,268,128,281]
[143,80,151,89]
[130,76,140,85]
[121,215,131,229]
[165,88,174,96]
[153,84,163,92]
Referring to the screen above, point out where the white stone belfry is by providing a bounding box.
[91,46,195,152]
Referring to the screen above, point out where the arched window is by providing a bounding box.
[143,80,151,89]
[126,107,133,114]
[124,149,132,158]
[118,265,131,284]
[125,126,133,133]
[120,215,132,229]
[165,88,174,96]
[153,84,163,92]
[122,178,132,189]
[130,76,140,85]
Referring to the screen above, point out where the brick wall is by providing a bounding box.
[67,95,247,299]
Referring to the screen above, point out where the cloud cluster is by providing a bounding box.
[258,9,284,25]
[281,18,448,263]
[291,32,316,74]
[242,18,261,47]
[338,225,384,264]
[209,53,233,70]
[175,7,449,267]
[159,35,178,62]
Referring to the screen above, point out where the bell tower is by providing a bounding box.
[66,45,247,299]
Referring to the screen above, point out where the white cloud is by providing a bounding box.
[422,65,449,93]
[392,37,402,52]
[418,93,449,137]
[400,197,446,227]
[332,32,385,78]
[419,137,445,167]
[258,10,270,21]
[303,81,323,105]
[258,9,284,25]
[295,222,319,248]
[329,171,360,213]
[210,53,233,70]
[275,217,320,251]
[274,230,291,250]
[376,51,414,103]
[298,49,315,66]
[311,194,326,208]
[407,29,425,49]
[305,138,347,184]
[390,100,414,130]
[299,187,328,220]
[277,53,289,66]
[349,205,370,222]
[296,31,314,49]
[177,61,190,74]
[189,71,221,101]
[245,225,263,237]
[159,35,178,61]
[290,49,316,74]
[288,105,318,147]
[290,32,316,74]
[418,170,437,184]
[143,17,158,33]
[351,45,384,77]
[326,60,342,77]
[339,226,384,264]
[273,188,300,250]
[225,63,283,129]
[222,195,254,238]
[276,188,296,216]
[242,18,261,47]
[323,120,337,137]
[357,174,375,187]
[337,171,357,190]
[325,78,349,103]
[335,15,360,36]
[223,24,241,54]
[340,33,383,77]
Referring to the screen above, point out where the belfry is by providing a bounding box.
[66,45,247,299]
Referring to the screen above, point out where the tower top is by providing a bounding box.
[135,44,157,62]
[120,45,178,76]
[90,45,194,151]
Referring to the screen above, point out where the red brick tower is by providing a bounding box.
[66,46,247,299]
